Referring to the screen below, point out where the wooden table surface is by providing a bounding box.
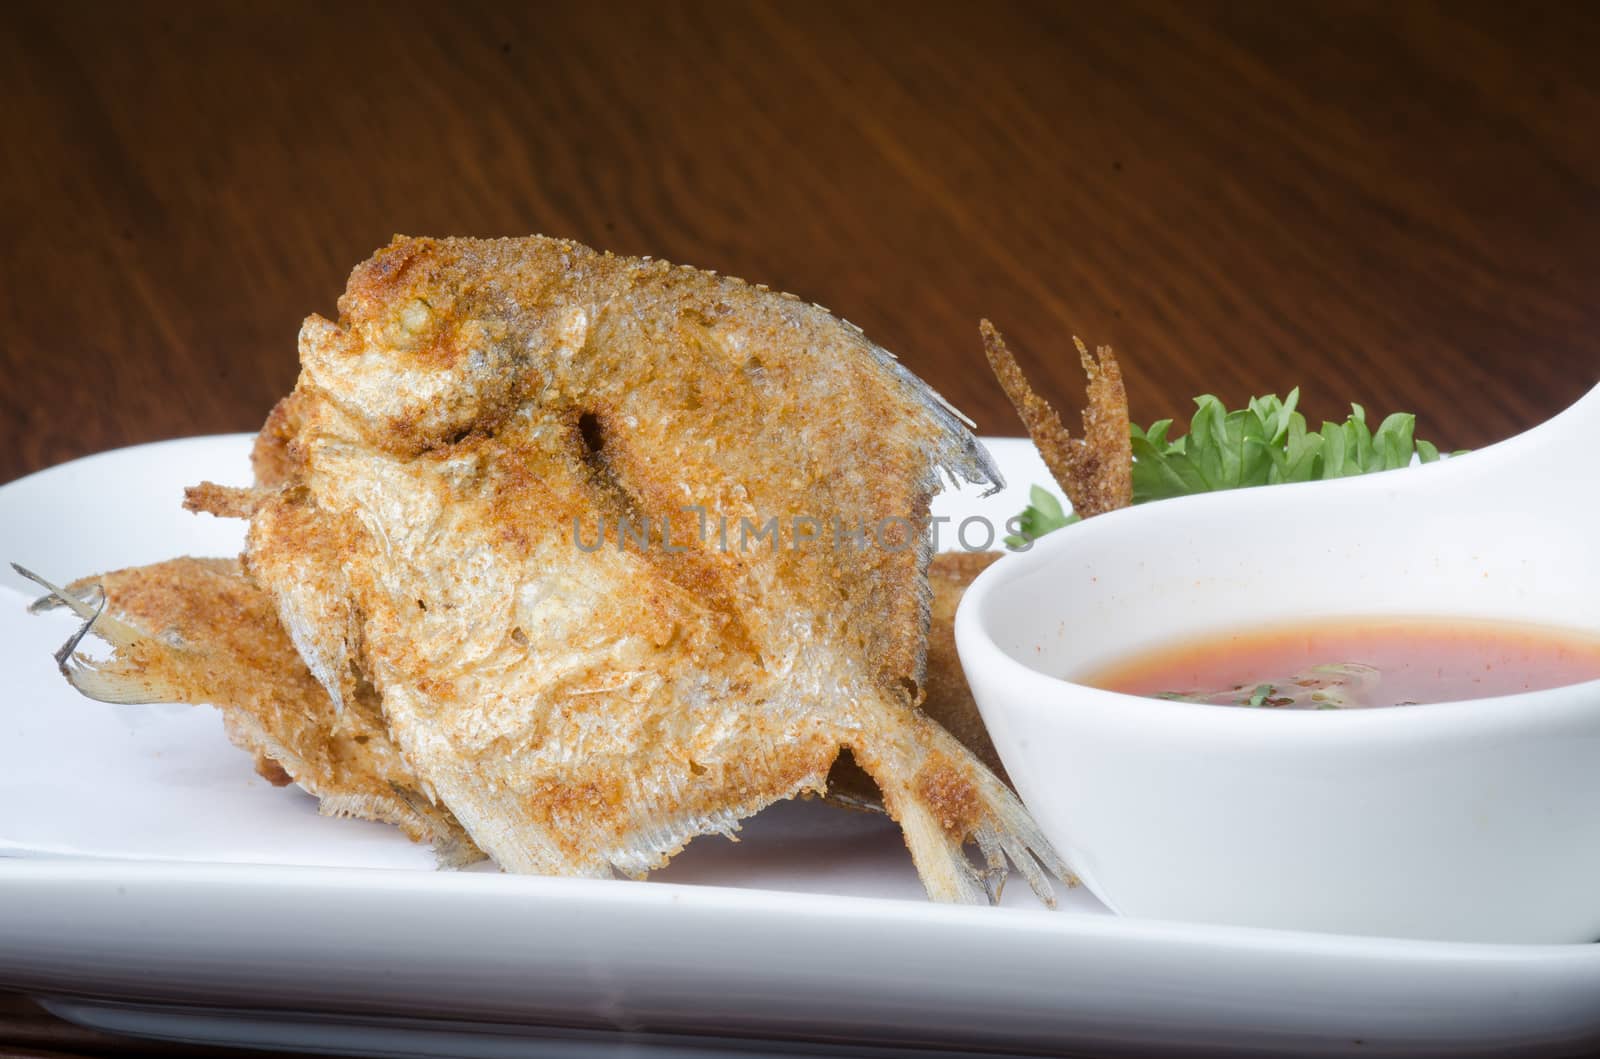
[4,1,1599,1056]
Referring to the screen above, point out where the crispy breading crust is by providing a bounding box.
[828,550,1007,808]
[238,235,1063,902]
[182,482,269,519]
[47,557,480,866]
[980,319,1132,518]
[921,551,1007,784]
[252,391,310,489]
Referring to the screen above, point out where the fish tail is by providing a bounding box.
[13,563,187,704]
[855,701,1073,907]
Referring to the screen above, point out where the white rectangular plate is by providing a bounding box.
[1,436,1597,1057]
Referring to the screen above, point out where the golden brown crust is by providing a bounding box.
[252,391,309,489]
[913,759,984,838]
[922,551,1007,783]
[283,237,938,723]
[182,482,268,519]
[66,557,478,857]
[235,234,1055,897]
[251,753,294,787]
[828,550,1008,806]
[980,319,1132,518]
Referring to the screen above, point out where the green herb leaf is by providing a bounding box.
[1008,390,1455,549]
[1003,483,1079,547]
[1370,412,1416,472]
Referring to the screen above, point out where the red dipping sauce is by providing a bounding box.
[1082,616,1600,709]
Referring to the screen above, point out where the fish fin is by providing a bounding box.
[889,792,992,905]
[12,563,186,704]
[857,703,1073,907]
[183,482,272,519]
[863,341,1005,497]
[386,783,488,870]
[15,564,145,644]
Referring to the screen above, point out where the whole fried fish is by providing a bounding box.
[33,236,1068,904]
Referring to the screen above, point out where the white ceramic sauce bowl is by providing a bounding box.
[956,383,1600,943]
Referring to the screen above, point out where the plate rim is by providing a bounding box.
[6,434,1600,1055]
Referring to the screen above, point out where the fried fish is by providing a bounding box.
[980,320,1132,518]
[32,236,1068,905]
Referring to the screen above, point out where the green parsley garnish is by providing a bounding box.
[1005,485,1080,547]
[1005,389,1457,548]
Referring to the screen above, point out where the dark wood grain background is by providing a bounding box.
[5,0,1600,491]
[4,1,1600,1056]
